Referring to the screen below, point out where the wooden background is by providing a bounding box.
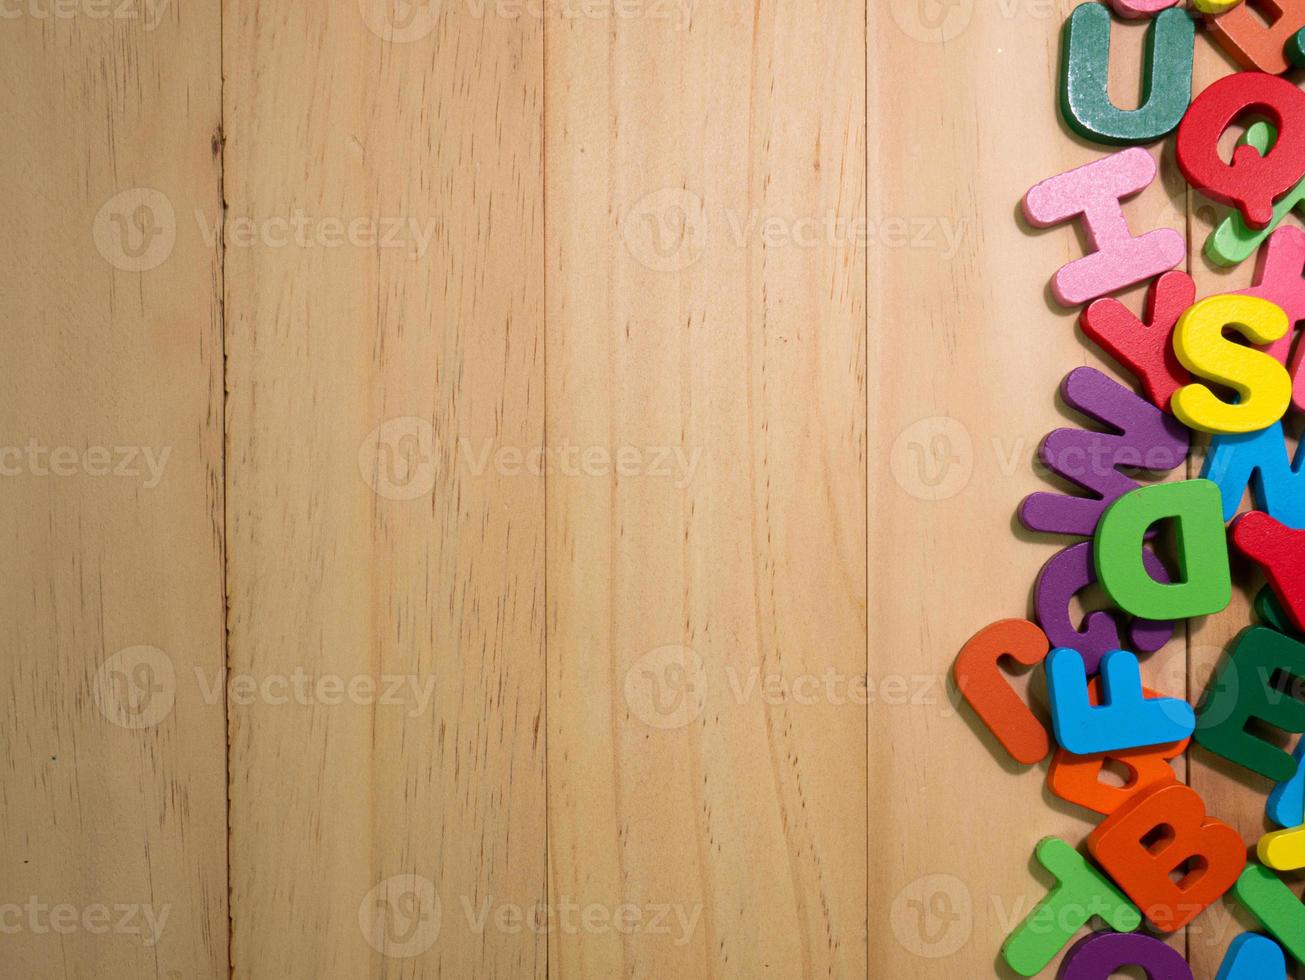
[0,0,1288,976]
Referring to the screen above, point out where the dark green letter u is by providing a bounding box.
[1061,3,1195,146]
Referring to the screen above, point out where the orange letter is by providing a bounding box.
[953,620,1051,765]
[1049,677,1186,815]
[1088,782,1246,932]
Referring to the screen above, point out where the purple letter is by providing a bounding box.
[1021,367,1190,538]
[1059,931,1192,980]
[1035,541,1175,674]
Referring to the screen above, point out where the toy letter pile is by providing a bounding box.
[952,3,1305,976]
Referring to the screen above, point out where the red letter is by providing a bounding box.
[1234,511,1305,632]
[1177,72,1305,230]
[1081,271,1193,411]
[1088,782,1246,932]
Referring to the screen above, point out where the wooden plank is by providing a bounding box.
[222,4,546,976]
[0,6,227,978]
[545,4,867,977]
[866,6,1190,975]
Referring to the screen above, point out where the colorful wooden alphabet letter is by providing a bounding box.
[1095,480,1232,621]
[1046,648,1194,755]
[1203,422,1305,529]
[1215,933,1288,980]
[1259,823,1305,872]
[1081,271,1194,411]
[1020,367,1190,537]
[1002,837,1141,977]
[1035,542,1174,674]
[1171,295,1292,435]
[1049,747,1179,817]
[1207,124,1305,266]
[1268,741,1305,829]
[1110,0,1181,17]
[1059,931,1193,979]
[1291,25,1305,67]
[1231,226,1305,413]
[1234,512,1305,632]
[1207,0,1305,75]
[1024,148,1185,306]
[1233,864,1305,964]
[1178,72,1305,229]
[1048,680,1186,814]
[953,620,1051,765]
[1195,627,1305,781]
[1088,782,1246,932]
[1258,586,1302,638]
[1060,4,1195,145]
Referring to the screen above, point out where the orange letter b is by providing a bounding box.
[1087,782,1245,932]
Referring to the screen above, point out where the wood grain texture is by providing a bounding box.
[0,5,227,978]
[223,2,546,976]
[866,5,1190,976]
[12,2,1297,977]
[545,2,868,976]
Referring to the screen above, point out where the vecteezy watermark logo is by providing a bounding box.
[93,646,176,730]
[889,416,974,502]
[459,896,701,944]
[0,441,171,488]
[359,874,442,958]
[889,0,973,44]
[193,668,437,718]
[359,433,703,497]
[889,873,973,959]
[621,188,709,273]
[358,0,440,42]
[359,417,439,501]
[193,210,438,259]
[0,898,171,946]
[621,191,967,271]
[458,439,702,487]
[721,211,966,258]
[92,188,176,272]
[623,645,707,730]
[0,0,170,29]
